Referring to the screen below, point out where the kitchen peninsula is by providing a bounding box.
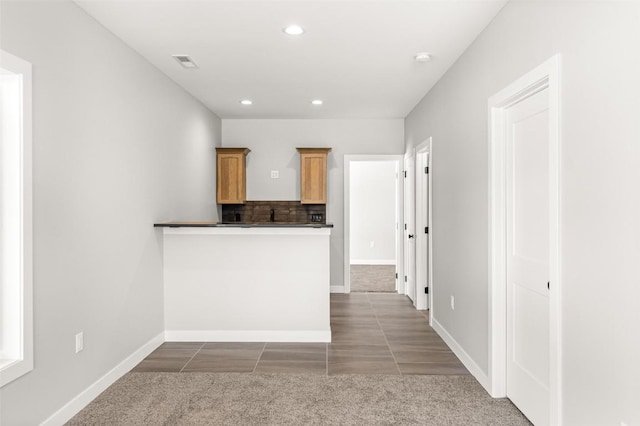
[154,221,333,342]
[154,146,333,342]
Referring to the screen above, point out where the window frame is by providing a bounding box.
[0,49,33,388]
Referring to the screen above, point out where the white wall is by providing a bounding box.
[349,161,396,264]
[222,119,404,288]
[404,2,640,424]
[0,1,221,424]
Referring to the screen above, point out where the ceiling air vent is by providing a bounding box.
[172,55,198,69]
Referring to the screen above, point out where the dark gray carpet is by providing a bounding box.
[350,264,396,292]
[67,373,530,425]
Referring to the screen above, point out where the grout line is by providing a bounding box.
[325,343,328,376]
[252,342,267,373]
[369,293,403,375]
[179,342,205,373]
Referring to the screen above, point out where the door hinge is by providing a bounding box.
[424,226,428,234]
[547,281,550,290]
[404,224,407,230]
[395,273,398,279]
[425,166,429,174]
[404,275,407,283]
[424,287,429,294]
[404,171,407,178]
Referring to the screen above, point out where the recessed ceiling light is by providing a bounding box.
[240,100,253,105]
[172,55,198,69]
[414,52,432,62]
[283,25,305,36]
[311,99,323,105]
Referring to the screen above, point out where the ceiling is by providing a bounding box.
[75,0,507,119]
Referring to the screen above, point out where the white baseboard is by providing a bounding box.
[350,259,395,265]
[165,329,332,343]
[330,285,345,293]
[431,318,491,393]
[41,332,164,426]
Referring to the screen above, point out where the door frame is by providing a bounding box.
[488,55,561,424]
[415,138,432,314]
[403,151,416,303]
[343,155,404,294]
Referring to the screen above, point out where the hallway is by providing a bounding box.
[349,265,396,292]
[68,294,531,425]
[330,293,468,374]
[132,293,468,375]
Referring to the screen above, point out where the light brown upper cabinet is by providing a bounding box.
[297,148,331,204]
[216,147,250,204]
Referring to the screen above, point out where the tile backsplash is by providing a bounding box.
[221,201,326,224]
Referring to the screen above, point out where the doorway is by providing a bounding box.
[489,55,561,426]
[343,155,403,294]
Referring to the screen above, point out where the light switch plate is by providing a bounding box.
[270,170,279,179]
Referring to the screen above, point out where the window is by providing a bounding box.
[0,50,33,387]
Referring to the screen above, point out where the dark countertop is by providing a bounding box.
[154,221,333,228]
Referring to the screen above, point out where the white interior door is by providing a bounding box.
[415,150,429,310]
[403,154,416,303]
[424,154,429,311]
[506,87,550,426]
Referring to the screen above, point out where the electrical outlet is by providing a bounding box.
[75,332,84,353]
[450,296,455,310]
[270,170,279,179]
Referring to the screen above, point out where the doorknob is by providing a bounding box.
[408,234,415,239]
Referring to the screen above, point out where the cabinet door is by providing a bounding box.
[299,149,330,204]
[216,149,249,204]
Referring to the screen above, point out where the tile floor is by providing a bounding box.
[132,293,469,376]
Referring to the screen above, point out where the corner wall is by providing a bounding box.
[222,119,404,289]
[0,1,221,424]
[404,2,640,424]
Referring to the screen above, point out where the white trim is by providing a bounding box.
[402,150,416,301]
[394,159,404,295]
[547,57,562,426]
[164,330,332,343]
[432,318,490,391]
[414,138,432,312]
[330,285,345,293]
[0,50,33,388]
[350,259,396,265]
[427,145,433,324]
[40,333,164,426]
[343,155,404,294]
[488,54,562,424]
